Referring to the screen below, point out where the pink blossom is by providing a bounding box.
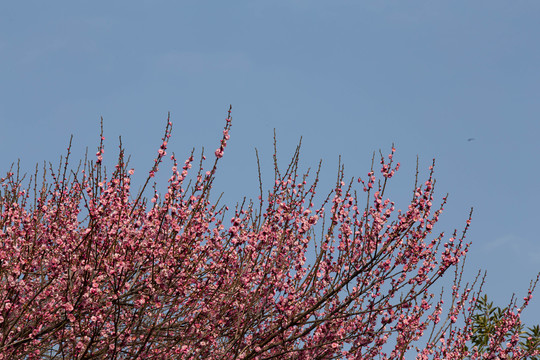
[0,107,536,360]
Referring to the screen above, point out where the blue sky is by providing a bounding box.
[1,1,539,326]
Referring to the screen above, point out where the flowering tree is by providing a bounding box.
[0,107,538,359]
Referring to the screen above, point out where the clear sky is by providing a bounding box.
[1,1,539,326]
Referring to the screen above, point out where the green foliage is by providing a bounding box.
[467,295,540,359]
[521,326,540,360]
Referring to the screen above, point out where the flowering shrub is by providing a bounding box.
[0,107,538,359]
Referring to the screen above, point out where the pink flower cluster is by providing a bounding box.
[0,108,537,359]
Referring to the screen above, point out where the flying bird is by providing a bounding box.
[467,138,475,142]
